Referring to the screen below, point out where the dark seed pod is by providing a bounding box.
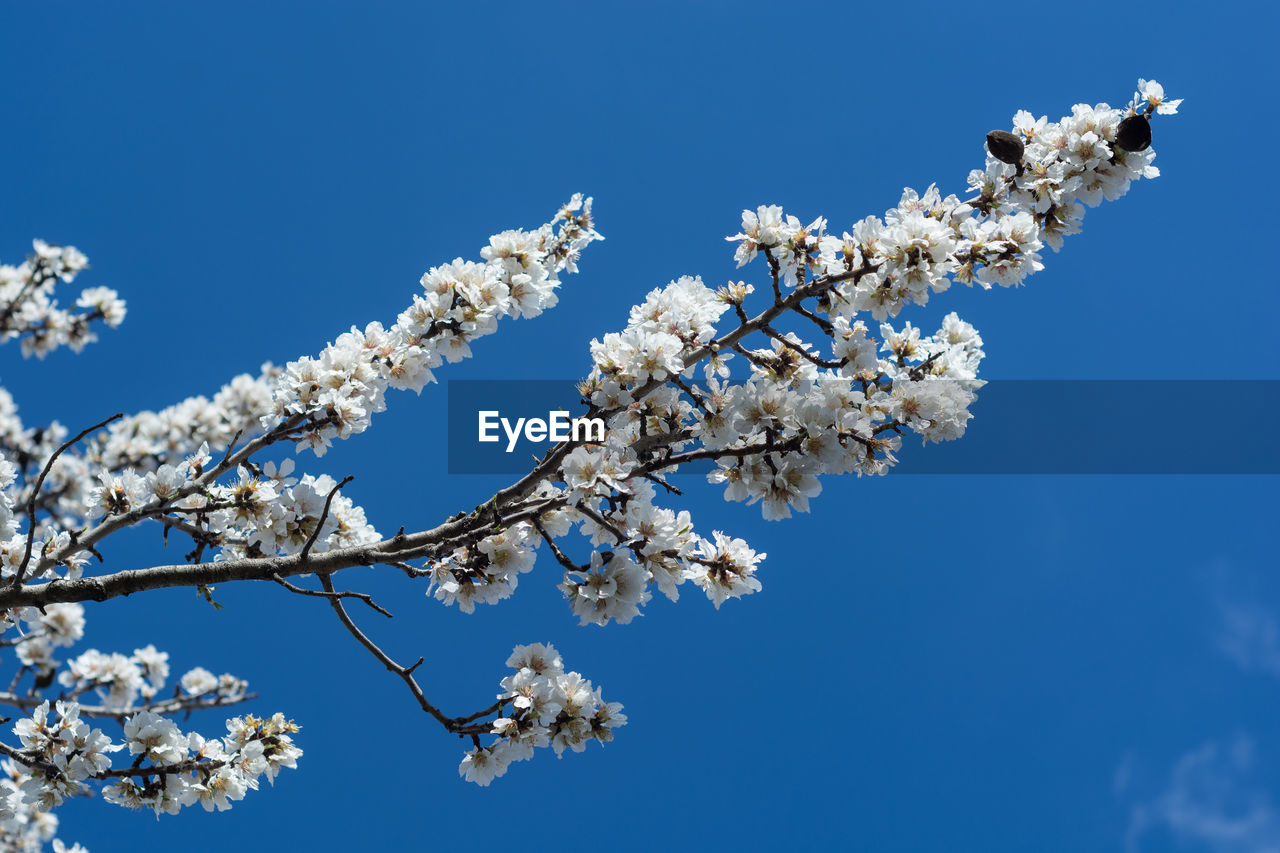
[1114,114,1151,152]
[986,130,1025,175]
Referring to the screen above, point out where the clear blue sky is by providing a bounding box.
[2,2,1277,851]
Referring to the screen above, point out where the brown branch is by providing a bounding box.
[154,514,236,547]
[640,433,807,472]
[532,518,582,573]
[451,696,510,726]
[639,472,682,496]
[0,738,231,781]
[0,493,573,611]
[794,302,835,335]
[760,325,845,370]
[574,505,629,545]
[762,247,782,302]
[2,255,876,611]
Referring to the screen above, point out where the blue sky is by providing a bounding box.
[1,1,1277,851]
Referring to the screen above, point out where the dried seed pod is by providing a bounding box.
[986,130,1025,176]
[1115,114,1152,152]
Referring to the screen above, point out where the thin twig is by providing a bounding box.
[0,738,231,780]
[760,325,845,369]
[316,574,458,729]
[0,689,257,722]
[532,519,581,572]
[13,413,123,587]
[574,505,629,545]
[272,573,392,618]
[639,472,682,495]
[219,429,246,466]
[300,475,353,561]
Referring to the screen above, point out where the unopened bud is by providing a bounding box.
[1114,114,1151,152]
[986,130,1025,175]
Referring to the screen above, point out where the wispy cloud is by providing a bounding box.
[1125,736,1280,853]
[1217,602,1280,676]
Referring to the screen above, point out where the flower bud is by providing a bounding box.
[1114,114,1151,152]
[986,130,1024,164]
[986,130,1025,176]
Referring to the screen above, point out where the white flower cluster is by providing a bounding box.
[0,241,125,359]
[426,519,544,613]
[0,764,68,853]
[422,277,982,620]
[0,700,300,831]
[0,199,601,589]
[0,457,18,543]
[100,712,301,815]
[427,79,1171,629]
[0,576,287,848]
[0,537,295,850]
[588,274,730,398]
[57,648,245,711]
[57,448,377,570]
[198,463,378,559]
[7,604,87,678]
[0,368,280,546]
[459,643,625,786]
[422,466,769,620]
[0,199,607,846]
[266,195,601,457]
[559,485,767,620]
[88,367,279,476]
[560,550,650,625]
[8,702,119,811]
[971,79,1178,253]
[5,702,118,818]
[724,87,1178,320]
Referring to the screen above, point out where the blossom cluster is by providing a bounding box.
[0,695,298,848]
[413,79,1177,630]
[0,368,279,547]
[264,195,601,457]
[425,289,985,623]
[426,514,546,613]
[0,448,378,590]
[0,199,600,592]
[0,198,606,849]
[7,604,87,681]
[459,643,625,785]
[0,241,125,359]
[725,80,1178,319]
[84,454,378,560]
[101,712,301,815]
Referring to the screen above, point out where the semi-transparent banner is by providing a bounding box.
[446,380,1280,474]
